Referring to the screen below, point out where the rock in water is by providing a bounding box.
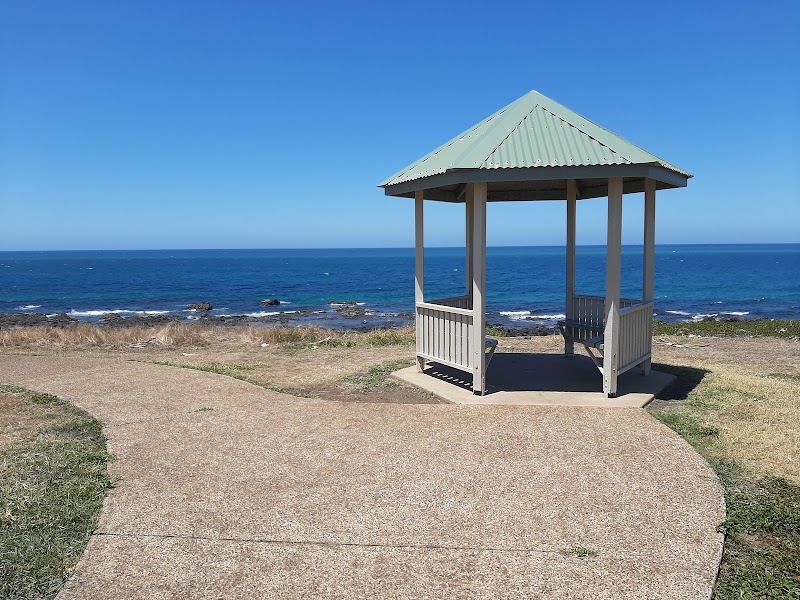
[260,299,281,306]
[187,302,213,312]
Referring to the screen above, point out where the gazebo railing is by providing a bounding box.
[618,301,653,373]
[416,296,474,371]
[567,294,652,374]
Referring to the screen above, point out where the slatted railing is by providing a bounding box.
[569,294,652,373]
[618,301,653,372]
[416,296,473,371]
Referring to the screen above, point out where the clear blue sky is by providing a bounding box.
[1,0,798,250]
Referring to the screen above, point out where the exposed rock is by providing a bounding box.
[260,299,281,307]
[48,313,78,328]
[488,323,558,337]
[335,306,368,319]
[0,312,50,328]
[187,302,213,312]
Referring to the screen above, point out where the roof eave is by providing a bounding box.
[381,164,690,200]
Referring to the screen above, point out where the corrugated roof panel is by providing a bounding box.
[485,106,628,169]
[379,90,690,188]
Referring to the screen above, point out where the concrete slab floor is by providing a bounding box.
[392,353,676,407]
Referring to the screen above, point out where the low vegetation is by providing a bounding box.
[0,387,112,599]
[151,360,313,397]
[0,322,417,351]
[653,318,800,339]
[341,359,414,392]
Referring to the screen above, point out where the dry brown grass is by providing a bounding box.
[648,336,800,485]
[0,323,416,351]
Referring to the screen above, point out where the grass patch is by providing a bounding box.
[0,384,26,393]
[650,373,800,598]
[653,319,800,339]
[151,360,314,398]
[563,546,598,559]
[0,323,417,351]
[28,392,60,405]
[485,325,507,338]
[341,359,415,392]
[0,388,112,599]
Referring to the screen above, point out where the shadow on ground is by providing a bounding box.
[647,363,709,410]
[424,353,674,396]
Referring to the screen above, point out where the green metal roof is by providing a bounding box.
[379,90,691,201]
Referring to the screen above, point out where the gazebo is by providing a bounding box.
[379,90,691,398]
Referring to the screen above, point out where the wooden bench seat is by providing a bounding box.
[557,320,604,349]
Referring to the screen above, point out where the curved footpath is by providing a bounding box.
[1,356,725,599]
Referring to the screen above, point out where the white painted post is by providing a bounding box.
[603,178,623,397]
[465,186,474,299]
[415,190,425,372]
[642,179,656,375]
[565,179,577,356]
[471,182,487,395]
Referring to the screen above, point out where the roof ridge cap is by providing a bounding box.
[478,101,540,167]
[537,104,634,164]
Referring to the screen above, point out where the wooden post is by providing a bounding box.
[471,182,487,395]
[415,190,425,372]
[565,179,577,356]
[603,178,623,397]
[642,179,656,375]
[465,186,474,299]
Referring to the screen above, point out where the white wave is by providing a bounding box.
[500,311,564,321]
[68,309,170,317]
[721,311,749,316]
[665,310,693,316]
[690,313,718,321]
[328,302,366,307]
[18,304,41,310]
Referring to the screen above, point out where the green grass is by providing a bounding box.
[653,319,800,339]
[485,325,507,338]
[0,384,26,393]
[150,360,315,398]
[563,546,599,559]
[341,359,414,392]
[650,378,800,599]
[0,390,113,599]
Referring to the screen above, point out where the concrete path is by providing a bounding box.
[1,356,725,599]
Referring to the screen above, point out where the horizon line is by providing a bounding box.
[1,242,799,253]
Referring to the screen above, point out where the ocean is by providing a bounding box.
[0,244,798,328]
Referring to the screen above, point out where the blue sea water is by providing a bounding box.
[0,244,798,328]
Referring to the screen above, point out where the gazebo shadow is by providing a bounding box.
[423,353,696,398]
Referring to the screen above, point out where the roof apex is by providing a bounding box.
[379,90,690,190]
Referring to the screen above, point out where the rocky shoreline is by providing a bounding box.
[0,309,751,335]
[0,309,416,330]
